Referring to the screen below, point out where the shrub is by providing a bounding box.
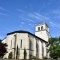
[43,56,47,59]
[8,52,13,59]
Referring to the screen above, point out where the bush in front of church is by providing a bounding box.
[8,52,13,59]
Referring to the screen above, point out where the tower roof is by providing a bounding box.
[35,22,48,27]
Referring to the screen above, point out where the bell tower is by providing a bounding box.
[35,22,50,42]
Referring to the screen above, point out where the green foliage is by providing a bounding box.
[31,56,37,59]
[43,56,47,59]
[8,52,12,59]
[24,48,27,59]
[0,40,7,58]
[30,55,40,60]
[47,37,60,59]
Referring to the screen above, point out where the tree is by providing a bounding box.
[24,48,27,59]
[47,37,60,59]
[8,52,12,59]
[0,40,7,58]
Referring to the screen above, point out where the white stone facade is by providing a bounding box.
[2,23,50,59]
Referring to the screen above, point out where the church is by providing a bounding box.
[2,23,50,59]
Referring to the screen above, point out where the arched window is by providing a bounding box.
[36,42,39,58]
[36,43,38,52]
[29,40,32,50]
[41,26,43,30]
[29,40,33,59]
[42,42,44,57]
[38,27,40,31]
[10,40,12,48]
[21,40,22,48]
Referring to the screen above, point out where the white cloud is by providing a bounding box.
[0,6,7,11]
[0,7,5,10]
[34,12,49,20]
[52,10,60,15]
[28,12,49,21]
[21,21,25,24]
[17,9,24,13]
[0,13,7,16]
[28,13,40,20]
[26,18,35,23]
[52,9,60,18]
[28,24,34,27]
[0,36,4,39]
[19,25,23,27]
[50,21,60,29]
[19,16,35,23]
[50,21,56,27]
[18,11,50,26]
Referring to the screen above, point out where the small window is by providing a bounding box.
[36,43,38,52]
[42,42,44,57]
[38,27,40,31]
[36,41,39,57]
[10,40,12,48]
[41,26,43,30]
[29,40,32,50]
[21,40,22,48]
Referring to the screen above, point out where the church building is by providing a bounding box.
[2,23,50,59]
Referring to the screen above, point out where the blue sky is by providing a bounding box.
[0,0,60,39]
